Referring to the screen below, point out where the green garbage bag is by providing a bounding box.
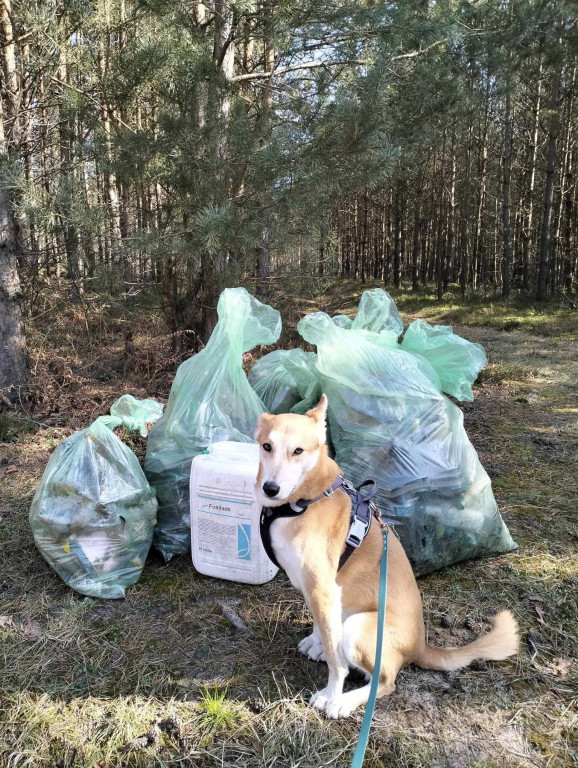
[350,287,404,339]
[331,289,403,337]
[298,311,516,575]
[29,417,158,599]
[331,314,353,328]
[248,348,321,415]
[100,394,164,436]
[144,287,281,561]
[401,320,487,402]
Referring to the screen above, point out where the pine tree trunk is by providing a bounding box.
[559,66,575,293]
[473,78,490,290]
[563,83,575,292]
[256,3,274,301]
[201,0,236,340]
[536,67,561,301]
[393,181,402,289]
[0,185,28,401]
[502,88,513,298]
[436,134,446,299]
[522,58,542,293]
[412,189,421,292]
[98,19,122,269]
[445,133,456,291]
[0,0,28,400]
[460,114,473,298]
[57,44,82,303]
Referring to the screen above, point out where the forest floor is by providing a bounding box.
[1,281,577,768]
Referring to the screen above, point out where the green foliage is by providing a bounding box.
[198,688,240,734]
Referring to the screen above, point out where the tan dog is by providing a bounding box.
[254,395,519,719]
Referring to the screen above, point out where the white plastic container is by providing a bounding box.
[190,441,278,584]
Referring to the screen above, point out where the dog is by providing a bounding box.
[254,394,519,719]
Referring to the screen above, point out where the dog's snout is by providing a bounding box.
[263,481,280,498]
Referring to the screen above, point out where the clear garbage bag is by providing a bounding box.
[144,287,282,561]
[401,320,488,402]
[297,311,516,575]
[350,287,404,338]
[331,314,353,328]
[29,417,158,598]
[248,348,321,415]
[99,394,164,436]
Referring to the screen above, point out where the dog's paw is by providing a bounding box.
[306,642,326,662]
[310,692,355,719]
[309,687,330,712]
[325,696,357,720]
[309,645,326,662]
[298,633,325,662]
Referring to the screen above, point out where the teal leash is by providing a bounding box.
[349,526,389,768]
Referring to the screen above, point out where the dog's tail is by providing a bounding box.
[416,610,519,672]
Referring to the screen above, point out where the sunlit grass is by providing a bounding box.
[198,687,241,734]
[307,279,578,340]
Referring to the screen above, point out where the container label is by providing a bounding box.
[237,524,251,560]
[195,494,253,566]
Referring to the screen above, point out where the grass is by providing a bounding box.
[1,280,577,767]
[293,279,578,341]
[198,688,241,735]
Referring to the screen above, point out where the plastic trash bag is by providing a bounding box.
[100,394,164,436]
[350,287,404,338]
[29,417,158,599]
[401,320,487,402]
[297,311,516,575]
[332,314,353,328]
[144,287,282,561]
[331,289,403,337]
[248,348,321,415]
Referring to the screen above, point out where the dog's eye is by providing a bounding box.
[293,447,303,455]
[263,443,272,452]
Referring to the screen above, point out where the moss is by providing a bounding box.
[528,731,554,754]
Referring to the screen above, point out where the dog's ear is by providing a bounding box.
[306,394,328,444]
[254,412,272,441]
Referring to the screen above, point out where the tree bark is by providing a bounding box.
[536,67,561,301]
[57,42,82,303]
[256,2,274,301]
[502,87,513,298]
[522,57,542,293]
[0,0,28,400]
[201,0,236,340]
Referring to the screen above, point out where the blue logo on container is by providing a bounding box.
[237,524,251,560]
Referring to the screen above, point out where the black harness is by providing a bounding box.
[260,475,382,572]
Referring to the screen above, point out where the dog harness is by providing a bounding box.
[260,475,382,572]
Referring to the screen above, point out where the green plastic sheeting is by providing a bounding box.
[145,287,281,561]
[297,311,516,575]
[29,417,158,599]
[401,320,488,402]
[248,348,321,415]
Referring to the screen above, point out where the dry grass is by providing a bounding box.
[1,281,577,767]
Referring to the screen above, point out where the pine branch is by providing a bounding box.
[231,59,365,82]
[232,39,446,83]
